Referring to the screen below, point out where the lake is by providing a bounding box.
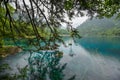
[1,37,120,80]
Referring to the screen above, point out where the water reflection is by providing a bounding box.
[60,37,120,80]
[1,37,120,80]
[0,50,75,80]
[28,50,65,80]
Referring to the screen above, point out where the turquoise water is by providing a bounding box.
[1,37,120,80]
[59,37,120,80]
[76,37,120,59]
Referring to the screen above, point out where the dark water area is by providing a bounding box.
[1,37,120,80]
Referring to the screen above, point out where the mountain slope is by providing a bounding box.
[77,16,120,36]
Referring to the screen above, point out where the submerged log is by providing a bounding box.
[0,46,22,58]
[8,46,22,55]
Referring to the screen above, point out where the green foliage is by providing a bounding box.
[70,29,81,38]
[7,4,15,13]
[0,7,6,17]
[0,0,120,49]
[64,0,73,10]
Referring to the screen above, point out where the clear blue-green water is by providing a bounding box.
[1,37,120,80]
[60,37,120,80]
[76,37,120,58]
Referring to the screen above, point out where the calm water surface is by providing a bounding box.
[60,37,120,80]
[1,37,120,80]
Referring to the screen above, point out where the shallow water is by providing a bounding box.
[1,37,120,80]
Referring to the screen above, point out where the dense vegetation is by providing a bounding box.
[77,15,120,36]
[0,0,120,49]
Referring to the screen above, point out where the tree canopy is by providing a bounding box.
[0,0,120,49]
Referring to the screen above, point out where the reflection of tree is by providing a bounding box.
[28,50,63,80]
[28,50,75,80]
[68,39,75,57]
[0,50,75,80]
[69,45,74,57]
